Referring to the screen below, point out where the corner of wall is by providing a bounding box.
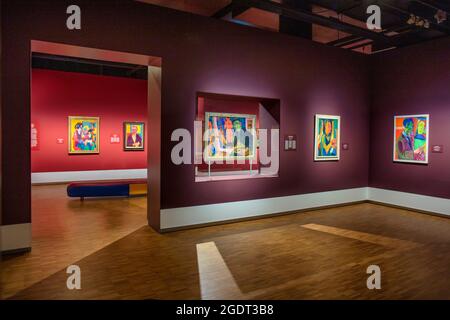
[0,0,3,252]
[365,54,377,189]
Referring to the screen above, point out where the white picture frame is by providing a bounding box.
[314,114,340,161]
[393,114,430,164]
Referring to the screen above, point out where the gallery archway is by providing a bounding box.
[0,41,161,298]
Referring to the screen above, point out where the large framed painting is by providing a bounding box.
[393,114,429,164]
[68,116,99,154]
[123,122,145,151]
[204,112,256,162]
[314,114,340,161]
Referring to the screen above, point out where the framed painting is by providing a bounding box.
[68,116,99,154]
[204,112,256,162]
[314,114,340,161]
[123,122,145,151]
[393,114,429,164]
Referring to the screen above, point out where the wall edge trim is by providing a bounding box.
[31,169,148,184]
[160,187,369,229]
[0,223,32,253]
[368,187,450,216]
[161,187,449,230]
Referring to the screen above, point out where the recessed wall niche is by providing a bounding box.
[195,92,280,182]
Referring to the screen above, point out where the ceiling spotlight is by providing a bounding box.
[407,14,416,25]
[434,9,447,24]
[407,14,431,29]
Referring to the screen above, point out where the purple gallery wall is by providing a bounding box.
[369,38,450,199]
[1,0,371,226]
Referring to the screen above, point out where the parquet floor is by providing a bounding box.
[0,184,147,299]
[2,185,450,299]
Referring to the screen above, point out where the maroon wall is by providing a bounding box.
[31,69,147,173]
[370,38,450,199]
[1,0,370,226]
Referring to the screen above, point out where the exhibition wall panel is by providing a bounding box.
[1,0,370,228]
[370,38,450,199]
[159,21,370,209]
[31,69,148,174]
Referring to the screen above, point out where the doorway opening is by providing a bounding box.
[0,40,162,298]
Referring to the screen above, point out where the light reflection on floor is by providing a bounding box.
[196,224,422,300]
[196,241,244,300]
[301,223,420,250]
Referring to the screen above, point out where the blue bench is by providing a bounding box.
[67,179,147,199]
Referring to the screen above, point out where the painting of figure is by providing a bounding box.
[204,112,256,162]
[68,116,99,154]
[314,114,340,161]
[124,122,145,151]
[394,114,429,164]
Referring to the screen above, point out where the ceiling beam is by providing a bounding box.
[326,35,364,46]
[212,1,250,19]
[233,0,396,45]
[311,0,448,49]
[327,26,408,48]
[212,2,233,18]
[326,20,415,48]
[345,40,373,51]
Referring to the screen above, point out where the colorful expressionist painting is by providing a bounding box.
[68,116,99,154]
[314,114,340,161]
[204,112,256,162]
[123,122,145,151]
[393,114,429,164]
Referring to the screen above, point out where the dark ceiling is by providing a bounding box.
[32,53,148,80]
[211,0,449,53]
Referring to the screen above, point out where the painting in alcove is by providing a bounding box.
[68,116,99,154]
[204,112,256,162]
[393,114,429,164]
[314,114,340,161]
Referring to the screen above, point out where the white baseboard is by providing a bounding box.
[368,188,450,216]
[160,187,369,230]
[31,169,148,184]
[0,223,32,253]
[161,187,450,230]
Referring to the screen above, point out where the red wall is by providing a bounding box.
[31,69,148,172]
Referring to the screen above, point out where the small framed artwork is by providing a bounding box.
[68,116,100,154]
[123,122,145,151]
[284,134,297,151]
[31,122,40,151]
[110,134,120,144]
[393,114,429,164]
[314,114,340,161]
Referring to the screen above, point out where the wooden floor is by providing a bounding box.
[0,184,147,299]
[2,185,450,300]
